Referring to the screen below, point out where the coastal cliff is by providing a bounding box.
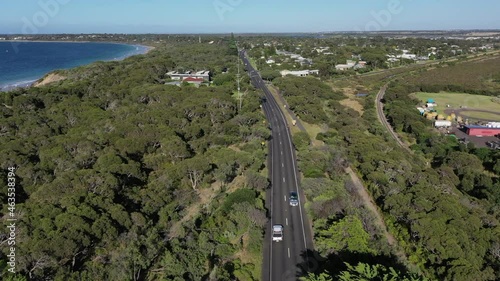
[33,73,66,87]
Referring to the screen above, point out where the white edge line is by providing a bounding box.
[269,83,310,258]
[268,100,273,281]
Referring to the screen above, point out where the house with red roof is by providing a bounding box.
[182,77,205,87]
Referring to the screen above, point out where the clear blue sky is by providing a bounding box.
[0,0,498,34]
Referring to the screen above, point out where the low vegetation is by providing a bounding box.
[400,55,500,96]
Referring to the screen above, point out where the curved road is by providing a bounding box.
[240,50,314,281]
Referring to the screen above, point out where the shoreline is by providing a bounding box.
[1,40,155,53]
[2,39,155,53]
[0,42,154,92]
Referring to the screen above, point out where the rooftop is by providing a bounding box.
[183,77,205,82]
[465,125,500,130]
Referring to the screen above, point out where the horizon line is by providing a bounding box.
[1,28,500,36]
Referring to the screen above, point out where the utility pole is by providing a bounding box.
[236,42,243,112]
[238,57,241,111]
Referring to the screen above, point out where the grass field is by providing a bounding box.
[459,111,500,121]
[300,122,325,146]
[413,92,500,113]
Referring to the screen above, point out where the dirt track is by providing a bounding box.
[444,108,500,121]
[375,84,412,153]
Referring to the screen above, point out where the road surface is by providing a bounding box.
[239,50,314,281]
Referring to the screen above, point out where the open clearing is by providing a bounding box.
[413,92,500,114]
[453,110,500,121]
[340,98,364,115]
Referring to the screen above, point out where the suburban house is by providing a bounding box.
[400,53,417,60]
[183,77,205,87]
[298,58,313,66]
[276,50,313,66]
[335,60,367,71]
[166,70,211,81]
[387,56,400,63]
[314,47,330,53]
[280,70,319,77]
[335,60,355,71]
[165,77,206,87]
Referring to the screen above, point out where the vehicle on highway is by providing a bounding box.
[272,224,284,242]
[289,192,299,206]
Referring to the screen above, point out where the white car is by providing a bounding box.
[272,224,284,242]
[289,192,299,207]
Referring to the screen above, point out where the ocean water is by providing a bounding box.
[0,41,148,91]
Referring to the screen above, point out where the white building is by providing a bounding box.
[335,60,357,71]
[315,47,330,53]
[280,70,319,77]
[166,70,210,81]
[486,122,500,128]
[399,54,417,60]
[435,120,452,128]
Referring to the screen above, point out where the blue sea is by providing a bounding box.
[0,41,148,91]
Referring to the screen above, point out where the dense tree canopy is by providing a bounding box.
[0,40,268,280]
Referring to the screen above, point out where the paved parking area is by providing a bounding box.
[448,125,499,148]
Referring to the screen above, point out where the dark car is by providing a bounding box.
[289,191,299,206]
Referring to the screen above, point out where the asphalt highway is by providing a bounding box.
[239,51,314,281]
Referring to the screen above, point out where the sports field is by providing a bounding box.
[414,92,499,116]
[459,111,500,121]
[413,92,500,121]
